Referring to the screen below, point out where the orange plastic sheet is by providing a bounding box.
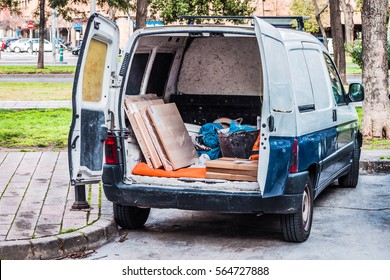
[132,163,206,179]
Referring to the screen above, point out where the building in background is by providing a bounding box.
[0,0,364,49]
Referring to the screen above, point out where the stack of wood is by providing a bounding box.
[124,94,199,171]
[205,158,258,182]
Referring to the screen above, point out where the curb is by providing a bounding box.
[0,216,118,260]
[360,160,390,174]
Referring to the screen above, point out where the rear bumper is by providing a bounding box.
[102,165,307,214]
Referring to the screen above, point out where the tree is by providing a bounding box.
[37,0,45,69]
[150,0,254,24]
[329,0,346,84]
[361,0,390,139]
[0,0,18,12]
[340,0,354,43]
[136,0,148,29]
[290,0,316,33]
[311,0,329,49]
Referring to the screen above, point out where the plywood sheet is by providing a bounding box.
[133,99,173,171]
[124,95,163,169]
[147,103,198,170]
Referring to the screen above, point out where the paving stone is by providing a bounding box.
[61,218,87,231]
[0,152,7,164]
[40,204,66,216]
[6,228,35,240]
[0,224,10,236]
[1,186,26,198]
[18,201,43,211]
[0,197,22,214]
[34,224,61,238]
[37,213,63,227]
[0,213,15,225]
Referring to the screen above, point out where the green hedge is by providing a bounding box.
[345,40,390,68]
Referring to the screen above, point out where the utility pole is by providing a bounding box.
[51,8,57,62]
[90,0,96,15]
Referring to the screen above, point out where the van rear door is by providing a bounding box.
[68,14,119,186]
[253,17,295,197]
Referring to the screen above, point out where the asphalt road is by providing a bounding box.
[83,174,390,260]
[0,50,78,66]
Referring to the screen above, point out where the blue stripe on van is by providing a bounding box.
[263,126,337,198]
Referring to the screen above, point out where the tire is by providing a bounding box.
[113,203,150,229]
[14,47,20,53]
[338,138,360,188]
[280,176,313,242]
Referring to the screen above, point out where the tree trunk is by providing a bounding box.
[312,0,329,49]
[37,0,45,69]
[136,0,148,30]
[329,0,346,84]
[362,0,390,140]
[341,0,354,43]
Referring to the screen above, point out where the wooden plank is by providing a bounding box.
[206,158,258,171]
[125,94,158,103]
[131,99,172,170]
[205,172,257,182]
[147,103,199,170]
[123,102,154,168]
[124,95,163,169]
[206,167,257,177]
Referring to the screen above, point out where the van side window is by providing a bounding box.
[323,54,346,105]
[125,53,149,96]
[288,49,315,111]
[302,49,331,110]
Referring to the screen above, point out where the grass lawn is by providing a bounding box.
[0,82,72,101]
[0,65,75,74]
[0,109,71,150]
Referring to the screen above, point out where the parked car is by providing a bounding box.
[1,37,18,52]
[69,14,364,242]
[9,38,52,53]
[8,38,30,52]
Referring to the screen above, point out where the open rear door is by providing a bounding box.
[68,14,119,186]
[253,16,295,197]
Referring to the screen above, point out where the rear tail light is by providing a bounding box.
[104,135,119,164]
[289,139,299,173]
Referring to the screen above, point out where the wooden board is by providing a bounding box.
[147,103,199,170]
[206,158,258,171]
[124,95,163,169]
[134,100,173,171]
[206,167,257,177]
[205,171,257,182]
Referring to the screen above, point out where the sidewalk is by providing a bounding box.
[0,151,117,260]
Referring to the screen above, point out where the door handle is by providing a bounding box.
[332,109,337,122]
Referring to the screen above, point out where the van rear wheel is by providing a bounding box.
[113,203,150,229]
[280,176,313,242]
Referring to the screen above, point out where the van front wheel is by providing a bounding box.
[280,177,313,242]
[113,203,150,229]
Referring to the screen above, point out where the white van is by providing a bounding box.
[68,14,364,242]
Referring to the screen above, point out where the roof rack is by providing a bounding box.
[178,15,309,31]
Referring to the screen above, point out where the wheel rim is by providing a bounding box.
[302,185,311,232]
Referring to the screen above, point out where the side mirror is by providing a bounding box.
[348,83,364,102]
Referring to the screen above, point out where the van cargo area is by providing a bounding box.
[121,32,264,193]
